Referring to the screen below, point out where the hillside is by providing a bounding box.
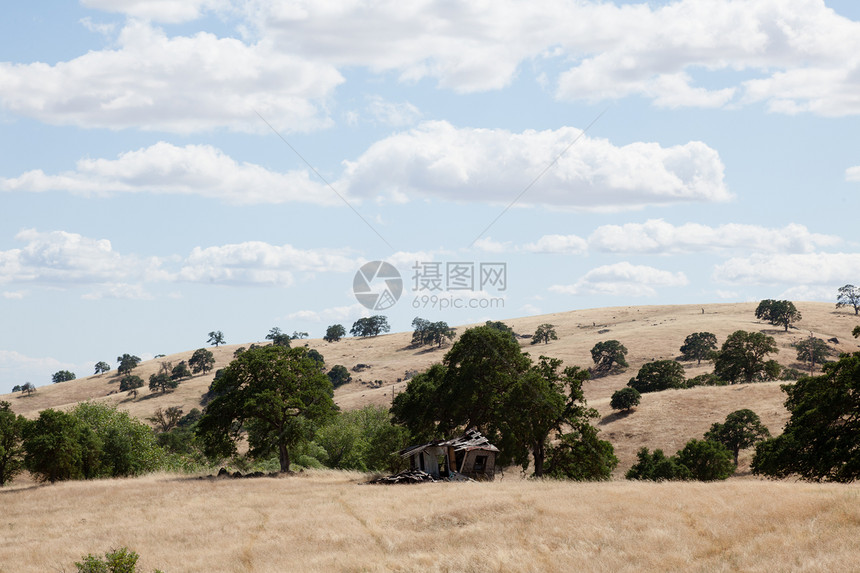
[4,301,859,473]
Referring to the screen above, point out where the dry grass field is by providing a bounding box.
[1,470,859,572]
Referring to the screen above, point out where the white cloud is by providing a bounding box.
[522,234,588,255]
[0,350,76,392]
[81,283,154,300]
[715,253,860,285]
[1,291,26,300]
[0,142,339,206]
[847,166,860,182]
[715,290,739,300]
[473,237,512,254]
[340,121,730,210]
[588,220,840,254]
[778,284,836,301]
[0,21,343,133]
[518,303,542,316]
[286,303,368,323]
[178,241,359,286]
[0,229,167,288]
[81,0,228,23]
[550,262,688,297]
[365,96,422,126]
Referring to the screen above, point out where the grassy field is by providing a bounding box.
[1,470,859,572]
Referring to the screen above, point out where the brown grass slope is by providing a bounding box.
[4,302,859,473]
[1,471,859,573]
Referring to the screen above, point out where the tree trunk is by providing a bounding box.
[533,439,545,477]
[278,441,290,473]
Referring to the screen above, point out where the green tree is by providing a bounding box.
[752,352,860,482]
[207,330,225,347]
[679,332,718,365]
[324,324,346,343]
[21,382,36,396]
[93,361,111,375]
[314,406,409,472]
[196,345,337,473]
[794,335,830,374]
[610,387,641,412]
[675,439,735,481]
[52,370,76,383]
[0,401,26,486]
[23,409,102,482]
[116,354,141,376]
[544,424,618,481]
[291,331,308,340]
[704,409,771,465]
[531,323,558,345]
[590,340,628,376]
[307,349,325,369]
[855,325,860,338]
[836,284,860,315]
[189,348,215,375]
[327,365,351,388]
[148,406,184,433]
[171,361,191,381]
[266,327,292,347]
[11,385,21,393]
[350,315,390,337]
[119,375,143,393]
[713,330,779,384]
[626,447,691,481]
[149,373,178,394]
[627,360,686,393]
[411,317,456,347]
[755,299,802,331]
[484,320,517,343]
[74,546,156,573]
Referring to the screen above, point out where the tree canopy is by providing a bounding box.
[411,317,456,347]
[324,324,346,343]
[116,354,141,376]
[704,409,770,465]
[627,360,685,393]
[752,352,860,482]
[0,401,26,486]
[713,330,778,384]
[794,335,831,374]
[189,348,215,375]
[52,370,76,383]
[207,330,226,347]
[755,299,802,331]
[197,345,337,472]
[590,340,628,376]
[350,316,390,337]
[93,361,111,375]
[836,284,860,315]
[265,327,292,347]
[610,387,641,412]
[531,323,558,345]
[679,332,717,365]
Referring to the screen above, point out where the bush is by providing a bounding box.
[685,373,726,387]
[626,447,691,481]
[627,360,686,393]
[327,365,352,389]
[610,387,641,411]
[544,425,618,481]
[675,439,735,481]
[119,375,144,392]
[74,547,163,573]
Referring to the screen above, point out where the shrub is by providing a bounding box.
[327,365,351,389]
[685,373,725,387]
[675,439,735,481]
[610,387,641,412]
[74,547,164,573]
[627,360,686,393]
[626,447,691,481]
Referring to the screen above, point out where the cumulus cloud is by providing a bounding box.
[550,262,688,297]
[847,166,860,182]
[0,350,79,392]
[0,21,343,133]
[177,241,359,286]
[286,303,368,323]
[522,234,588,255]
[340,121,730,210]
[715,253,860,286]
[0,142,339,206]
[81,0,228,23]
[365,96,422,126]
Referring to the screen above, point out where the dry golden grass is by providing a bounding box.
[1,470,859,572]
[4,302,859,475]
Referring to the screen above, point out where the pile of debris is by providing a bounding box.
[367,469,473,485]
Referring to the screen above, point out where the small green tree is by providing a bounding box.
[855,325,860,338]
[171,361,191,381]
[266,327,292,347]
[327,365,351,388]
[52,370,76,383]
[74,546,157,573]
[149,373,178,394]
[148,406,184,433]
[626,447,691,481]
[21,382,36,396]
[189,348,215,375]
[119,375,144,393]
[755,299,802,331]
[411,317,456,347]
[0,401,26,486]
[324,324,346,343]
[291,331,309,340]
[713,330,779,384]
[794,335,830,374]
[679,332,717,365]
[531,323,558,345]
[350,316,390,337]
[590,340,629,376]
[836,284,860,315]
[116,354,141,376]
[627,360,685,393]
[675,439,735,481]
[543,424,618,481]
[610,387,641,412]
[23,409,102,482]
[207,330,226,347]
[11,385,21,393]
[704,409,771,465]
[94,361,111,375]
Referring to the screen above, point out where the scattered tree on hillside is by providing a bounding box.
[93,361,111,375]
[266,327,291,347]
[755,299,802,331]
[291,331,308,340]
[197,345,337,473]
[52,370,76,384]
[350,315,390,338]
[531,323,558,345]
[11,385,21,393]
[627,360,686,393]
[794,335,831,374]
[327,365,351,389]
[147,406,184,433]
[207,330,226,347]
[20,382,36,396]
[679,332,718,365]
[189,348,215,375]
[675,439,735,481]
[149,373,178,394]
[610,387,641,412]
[117,354,141,376]
[411,317,456,347]
[705,409,771,465]
[590,340,629,377]
[0,401,26,486]
[752,352,860,482]
[484,320,517,342]
[307,349,325,369]
[324,324,346,343]
[836,284,860,315]
[713,330,778,384]
[119,375,144,393]
[171,361,192,381]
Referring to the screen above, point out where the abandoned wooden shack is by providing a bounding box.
[399,429,499,481]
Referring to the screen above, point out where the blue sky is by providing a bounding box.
[2,0,860,393]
